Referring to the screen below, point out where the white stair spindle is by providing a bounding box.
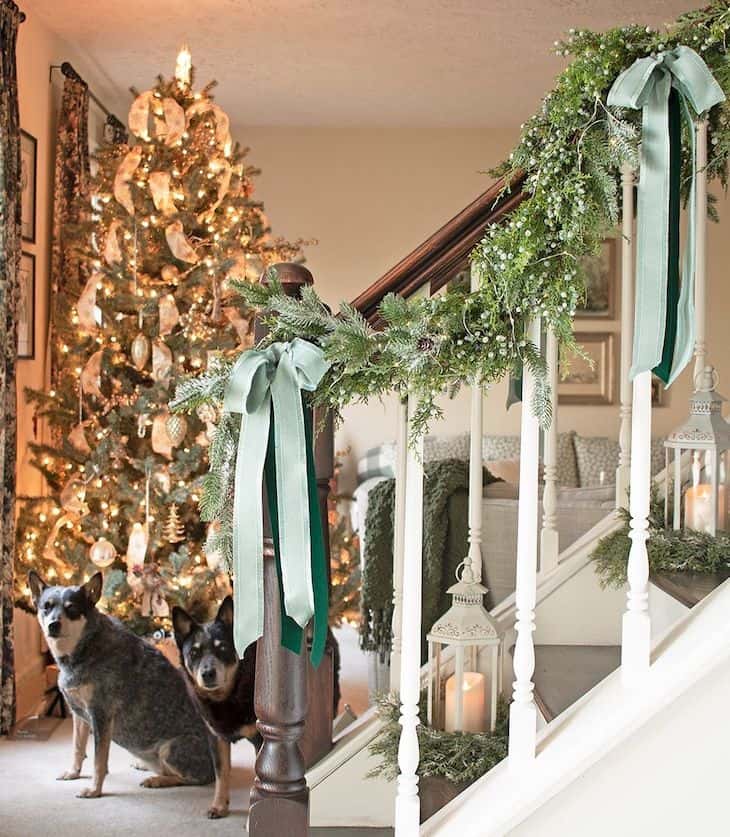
[394,394,423,837]
[621,369,652,684]
[617,164,635,509]
[468,261,485,583]
[694,119,708,383]
[390,396,408,691]
[509,316,542,770]
[540,326,559,575]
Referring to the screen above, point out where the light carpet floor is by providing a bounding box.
[0,717,258,836]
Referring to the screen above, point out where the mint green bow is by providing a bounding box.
[223,338,330,661]
[608,45,724,385]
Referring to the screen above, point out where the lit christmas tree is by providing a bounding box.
[15,48,304,632]
[328,454,360,627]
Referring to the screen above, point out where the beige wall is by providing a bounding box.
[239,125,730,491]
[13,8,117,718]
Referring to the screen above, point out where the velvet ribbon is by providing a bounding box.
[607,46,725,385]
[223,338,330,666]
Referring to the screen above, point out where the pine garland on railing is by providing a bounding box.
[173,1,730,573]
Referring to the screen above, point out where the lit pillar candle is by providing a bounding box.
[444,671,487,733]
[685,483,727,533]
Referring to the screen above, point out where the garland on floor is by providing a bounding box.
[367,692,509,785]
[592,496,730,589]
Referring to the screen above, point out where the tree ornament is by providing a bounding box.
[137,413,149,438]
[152,339,173,383]
[165,220,199,263]
[159,294,180,335]
[151,414,173,459]
[165,413,188,448]
[185,100,232,157]
[126,522,148,570]
[60,478,88,515]
[131,332,151,371]
[162,98,186,147]
[89,537,117,568]
[68,422,91,455]
[103,219,122,265]
[163,504,185,544]
[76,273,100,332]
[149,171,176,216]
[128,90,155,141]
[80,350,103,399]
[161,264,180,285]
[113,146,143,215]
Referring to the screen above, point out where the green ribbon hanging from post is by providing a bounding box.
[223,338,330,667]
[607,45,724,385]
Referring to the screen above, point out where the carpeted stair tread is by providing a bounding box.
[532,644,620,722]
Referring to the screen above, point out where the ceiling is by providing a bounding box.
[26,0,696,128]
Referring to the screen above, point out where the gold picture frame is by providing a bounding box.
[575,238,618,319]
[559,332,615,405]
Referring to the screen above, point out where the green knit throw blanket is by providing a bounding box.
[360,458,500,662]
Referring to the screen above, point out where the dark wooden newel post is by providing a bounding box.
[248,262,333,836]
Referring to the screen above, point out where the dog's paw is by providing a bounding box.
[140,776,167,788]
[76,787,102,799]
[207,804,229,819]
[57,769,81,781]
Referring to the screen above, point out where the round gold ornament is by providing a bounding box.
[131,332,151,371]
[165,414,188,448]
[89,537,117,568]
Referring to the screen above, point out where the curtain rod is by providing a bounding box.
[49,62,126,135]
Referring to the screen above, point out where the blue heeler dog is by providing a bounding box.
[29,571,215,802]
[173,596,259,819]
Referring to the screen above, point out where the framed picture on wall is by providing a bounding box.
[17,251,35,359]
[20,130,37,243]
[575,238,617,318]
[558,332,615,405]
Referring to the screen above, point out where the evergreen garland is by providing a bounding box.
[173,2,730,571]
[593,498,730,589]
[367,692,509,785]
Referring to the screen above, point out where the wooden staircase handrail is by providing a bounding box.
[350,173,526,324]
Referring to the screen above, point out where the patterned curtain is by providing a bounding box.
[0,0,23,736]
[49,74,90,388]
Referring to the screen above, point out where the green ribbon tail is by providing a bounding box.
[264,418,304,656]
[653,87,682,384]
[263,403,329,666]
[303,406,329,669]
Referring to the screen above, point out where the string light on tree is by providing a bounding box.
[15,46,306,632]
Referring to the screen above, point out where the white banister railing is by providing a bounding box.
[509,316,542,769]
[394,394,424,836]
[390,396,408,691]
[622,368,652,684]
[616,164,635,509]
[468,264,484,583]
[540,327,559,575]
[694,119,708,382]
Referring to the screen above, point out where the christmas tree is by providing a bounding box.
[328,455,360,627]
[15,48,304,633]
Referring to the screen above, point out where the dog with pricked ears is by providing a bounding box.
[29,570,215,800]
[173,596,259,819]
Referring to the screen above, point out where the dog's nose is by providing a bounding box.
[47,620,62,638]
[201,668,217,686]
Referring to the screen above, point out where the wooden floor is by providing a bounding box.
[533,644,621,721]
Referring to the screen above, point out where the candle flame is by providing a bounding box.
[175,44,192,88]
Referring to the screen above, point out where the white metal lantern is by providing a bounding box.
[664,366,730,536]
[426,559,503,734]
